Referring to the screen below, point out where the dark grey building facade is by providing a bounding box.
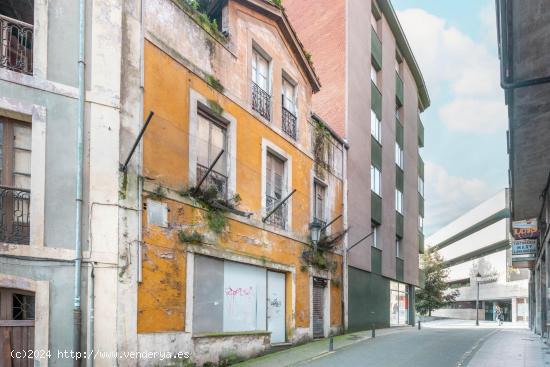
[496,0,550,337]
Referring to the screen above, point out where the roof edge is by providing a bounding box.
[378,0,430,111]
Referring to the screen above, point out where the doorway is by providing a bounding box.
[0,288,35,367]
[312,277,327,338]
[267,271,286,343]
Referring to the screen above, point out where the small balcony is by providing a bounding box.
[281,106,297,140]
[0,186,31,245]
[0,14,33,75]
[418,116,424,148]
[371,27,382,70]
[252,81,271,121]
[396,72,404,107]
[265,194,287,229]
[196,164,228,199]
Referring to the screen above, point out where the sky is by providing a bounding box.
[392,0,509,236]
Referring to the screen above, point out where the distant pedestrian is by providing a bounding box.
[495,305,503,326]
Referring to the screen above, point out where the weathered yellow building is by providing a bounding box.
[137,0,346,364]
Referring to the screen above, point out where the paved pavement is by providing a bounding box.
[234,319,550,367]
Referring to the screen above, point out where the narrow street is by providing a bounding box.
[239,320,549,367]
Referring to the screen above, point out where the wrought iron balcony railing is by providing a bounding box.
[252,81,271,121]
[0,186,30,245]
[265,194,287,229]
[282,106,297,140]
[0,14,33,75]
[196,164,228,199]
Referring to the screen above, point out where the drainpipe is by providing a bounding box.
[74,0,86,364]
[496,0,550,90]
[86,264,95,367]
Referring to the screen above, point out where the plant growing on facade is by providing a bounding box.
[300,229,347,272]
[205,74,225,93]
[178,229,205,244]
[179,184,242,235]
[150,184,167,200]
[312,120,331,177]
[207,99,224,116]
[174,0,228,43]
[416,249,460,316]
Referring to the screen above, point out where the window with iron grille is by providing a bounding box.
[0,2,34,75]
[252,49,271,120]
[196,112,227,198]
[281,77,297,140]
[265,152,286,229]
[0,117,31,245]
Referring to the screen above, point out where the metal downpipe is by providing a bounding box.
[74,0,86,364]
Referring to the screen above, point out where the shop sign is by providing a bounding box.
[512,218,539,239]
[512,239,537,256]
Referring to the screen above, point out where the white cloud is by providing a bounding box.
[396,7,506,133]
[424,161,494,235]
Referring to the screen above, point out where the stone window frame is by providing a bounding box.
[0,97,46,248]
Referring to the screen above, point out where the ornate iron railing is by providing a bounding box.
[0,15,33,75]
[196,164,228,199]
[0,186,31,245]
[282,106,297,140]
[265,194,287,229]
[252,81,271,121]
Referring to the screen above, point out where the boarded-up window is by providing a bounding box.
[193,255,275,335]
[146,199,168,227]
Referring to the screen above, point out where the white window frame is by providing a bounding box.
[282,75,297,115]
[371,109,381,143]
[261,139,292,231]
[252,46,271,94]
[395,142,404,169]
[371,165,381,196]
[395,189,403,214]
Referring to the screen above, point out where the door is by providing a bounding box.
[0,288,35,367]
[267,271,285,343]
[312,277,327,338]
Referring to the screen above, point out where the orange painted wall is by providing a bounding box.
[138,40,343,334]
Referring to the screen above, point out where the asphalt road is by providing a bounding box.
[299,327,496,367]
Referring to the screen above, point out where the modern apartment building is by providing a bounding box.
[286,0,429,330]
[496,0,550,335]
[136,0,346,364]
[427,190,529,322]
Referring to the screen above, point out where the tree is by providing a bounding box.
[416,249,459,316]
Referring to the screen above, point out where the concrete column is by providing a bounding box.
[512,297,518,322]
[529,269,535,330]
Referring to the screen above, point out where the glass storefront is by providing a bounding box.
[390,281,409,325]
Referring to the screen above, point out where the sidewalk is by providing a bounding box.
[465,328,549,367]
[233,326,413,367]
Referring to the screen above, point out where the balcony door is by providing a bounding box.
[0,117,31,245]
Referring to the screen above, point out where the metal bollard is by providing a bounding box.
[418,320,421,330]
[372,323,375,338]
[329,335,334,352]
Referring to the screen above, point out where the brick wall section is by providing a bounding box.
[285,0,346,137]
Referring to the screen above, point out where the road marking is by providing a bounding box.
[456,329,500,367]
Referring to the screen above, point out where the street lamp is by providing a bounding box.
[310,220,323,253]
[475,272,482,326]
